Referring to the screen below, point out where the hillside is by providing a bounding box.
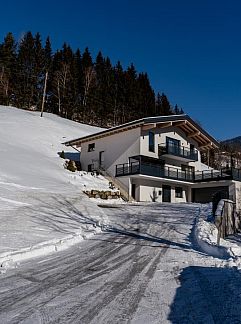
[222,136,241,148]
[0,106,103,189]
[0,105,110,266]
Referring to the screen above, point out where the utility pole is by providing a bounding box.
[40,71,48,117]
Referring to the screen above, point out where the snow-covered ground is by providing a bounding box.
[1,203,241,323]
[1,105,240,267]
[0,105,113,267]
[1,106,241,322]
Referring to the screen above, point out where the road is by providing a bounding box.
[1,203,241,323]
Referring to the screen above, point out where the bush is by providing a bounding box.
[66,160,77,172]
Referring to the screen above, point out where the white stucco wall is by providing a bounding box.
[131,177,188,203]
[80,127,141,176]
[140,126,204,171]
[138,184,187,203]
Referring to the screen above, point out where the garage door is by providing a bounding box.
[192,186,229,203]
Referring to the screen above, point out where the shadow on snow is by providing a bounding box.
[168,266,241,324]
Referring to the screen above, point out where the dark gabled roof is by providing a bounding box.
[63,114,219,150]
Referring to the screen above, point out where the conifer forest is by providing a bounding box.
[0,32,184,127]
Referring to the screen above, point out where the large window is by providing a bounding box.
[88,143,95,152]
[149,131,155,152]
[166,137,180,154]
[175,187,183,198]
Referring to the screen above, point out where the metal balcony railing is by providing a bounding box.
[158,143,198,161]
[115,160,240,183]
[116,161,194,182]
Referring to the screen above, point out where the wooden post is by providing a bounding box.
[40,71,48,118]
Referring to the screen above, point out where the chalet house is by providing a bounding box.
[64,115,241,209]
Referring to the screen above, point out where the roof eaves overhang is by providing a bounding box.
[142,117,219,150]
[63,120,144,147]
[63,114,219,150]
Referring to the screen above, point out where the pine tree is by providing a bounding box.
[113,61,125,125]
[156,92,173,115]
[33,32,45,109]
[136,72,155,118]
[16,31,36,108]
[0,32,16,105]
[124,63,138,122]
[43,36,53,112]
[44,36,52,70]
[0,31,185,127]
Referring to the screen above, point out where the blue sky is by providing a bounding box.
[1,0,241,140]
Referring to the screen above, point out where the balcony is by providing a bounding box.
[158,143,198,161]
[116,160,194,182]
[194,168,239,182]
[115,157,240,183]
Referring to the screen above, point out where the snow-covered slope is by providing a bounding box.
[0,106,103,189]
[0,106,109,266]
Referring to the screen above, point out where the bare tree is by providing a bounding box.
[82,66,94,107]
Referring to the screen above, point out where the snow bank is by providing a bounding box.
[195,218,231,258]
[194,203,241,261]
[0,222,103,271]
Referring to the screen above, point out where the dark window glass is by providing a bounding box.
[88,143,95,152]
[175,187,183,198]
[166,137,180,154]
[149,131,155,152]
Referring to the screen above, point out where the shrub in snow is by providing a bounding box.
[150,188,158,202]
[66,160,77,172]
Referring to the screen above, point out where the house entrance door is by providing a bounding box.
[162,185,171,202]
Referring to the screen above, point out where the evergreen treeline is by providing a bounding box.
[0,32,184,127]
